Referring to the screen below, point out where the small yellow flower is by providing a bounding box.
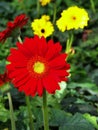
[40,0,51,6]
[41,15,50,21]
[31,15,54,38]
[56,6,89,32]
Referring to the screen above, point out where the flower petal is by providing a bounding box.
[49,53,67,68]
[37,79,43,96]
[43,74,60,94]
[45,40,62,60]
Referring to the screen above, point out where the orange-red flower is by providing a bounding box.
[0,14,28,43]
[6,35,70,97]
[0,28,11,43]
[0,72,10,87]
[7,14,29,29]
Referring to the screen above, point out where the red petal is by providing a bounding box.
[23,36,47,57]
[8,68,28,78]
[60,76,68,82]
[23,37,38,56]
[7,22,14,28]
[37,36,48,56]
[37,79,43,96]
[49,53,67,68]
[8,48,28,61]
[45,40,62,60]
[13,14,28,28]
[19,77,37,96]
[6,64,15,71]
[13,73,30,87]
[17,42,33,57]
[52,69,69,77]
[43,74,60,94]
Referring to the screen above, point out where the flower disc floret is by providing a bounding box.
[33,61,45,74]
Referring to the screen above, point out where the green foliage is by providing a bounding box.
[50,109,95,130]
[0,103,9,122]
[0,59,6,74]
[59,113,95,130]
[0,96,10,122]
[83,113,98,129]
[0,0,98,129]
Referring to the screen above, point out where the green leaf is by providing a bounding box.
[0,59,6,74]
[50,109,95,130]
[0,2,11,13]
[16,106,29,130]
[63,0,79,6]
[0,83,11,94]
[55,81,67,102]
[59,113,95,130]
[83,113,98,129]
[0,103,10,122]
[50,108,71,126]
[68,82,98,93]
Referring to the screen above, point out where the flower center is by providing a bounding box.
[33,61,45,74]
[72,16,76,20]
[27,56,49,78]
[41,29,45,33]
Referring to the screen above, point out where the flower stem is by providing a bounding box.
[52,2,57,26]
[42,90,49,130]
[90,0,96,13]
[65,32,74,54]
[18,36,23,43]
[51,2,57,39]
[7,92,16,130]
[37,0,40,18]
[26,96,35,130]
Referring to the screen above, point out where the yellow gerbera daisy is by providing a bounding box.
[40,0,51,6]
[56,6,89,32]
[31,15,54,38]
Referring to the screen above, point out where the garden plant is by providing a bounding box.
[0,0,98,130]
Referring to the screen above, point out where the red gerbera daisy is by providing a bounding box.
[0,14,28,43]
[0,71,10,87]
[7,14,29,29]
[0,28,11,43]
[6,35,70,96]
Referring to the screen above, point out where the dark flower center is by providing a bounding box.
[41,29,45,33]
[72,16,76,20]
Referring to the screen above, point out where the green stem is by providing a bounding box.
[26,96,34,130]
[65,33,73,54]
[51,2,57,39]
[37,0,40,18]
[66,38,70,53]
[65,32,74,54]
[69,33,74,49]
[52,3,57,25]
[18,36,23,43]
[42,90,49,130]
[7,92,16,130]
[90,0,96,13]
